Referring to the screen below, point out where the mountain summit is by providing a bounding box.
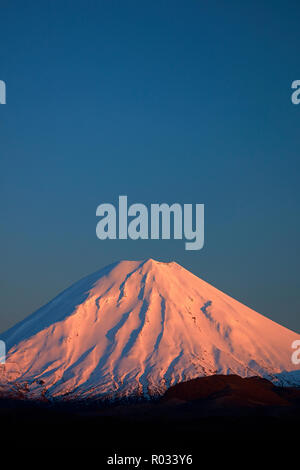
[1,259,299,399]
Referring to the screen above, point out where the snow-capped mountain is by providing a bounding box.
[0,259,299,399]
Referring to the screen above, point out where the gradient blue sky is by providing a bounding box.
[1,1,300,333]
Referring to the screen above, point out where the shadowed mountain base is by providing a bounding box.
[1,375,299,455]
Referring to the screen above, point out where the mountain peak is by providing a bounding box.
[120,258,175,269]
[139,257,177,271]
[1,259,299,399]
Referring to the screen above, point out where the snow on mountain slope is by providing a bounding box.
[1,259,299,399]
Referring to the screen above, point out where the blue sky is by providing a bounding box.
[1,0,300,332]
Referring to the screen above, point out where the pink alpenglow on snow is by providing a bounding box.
[1,259,299,400]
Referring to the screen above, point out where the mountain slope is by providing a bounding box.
[1,259,299,399]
